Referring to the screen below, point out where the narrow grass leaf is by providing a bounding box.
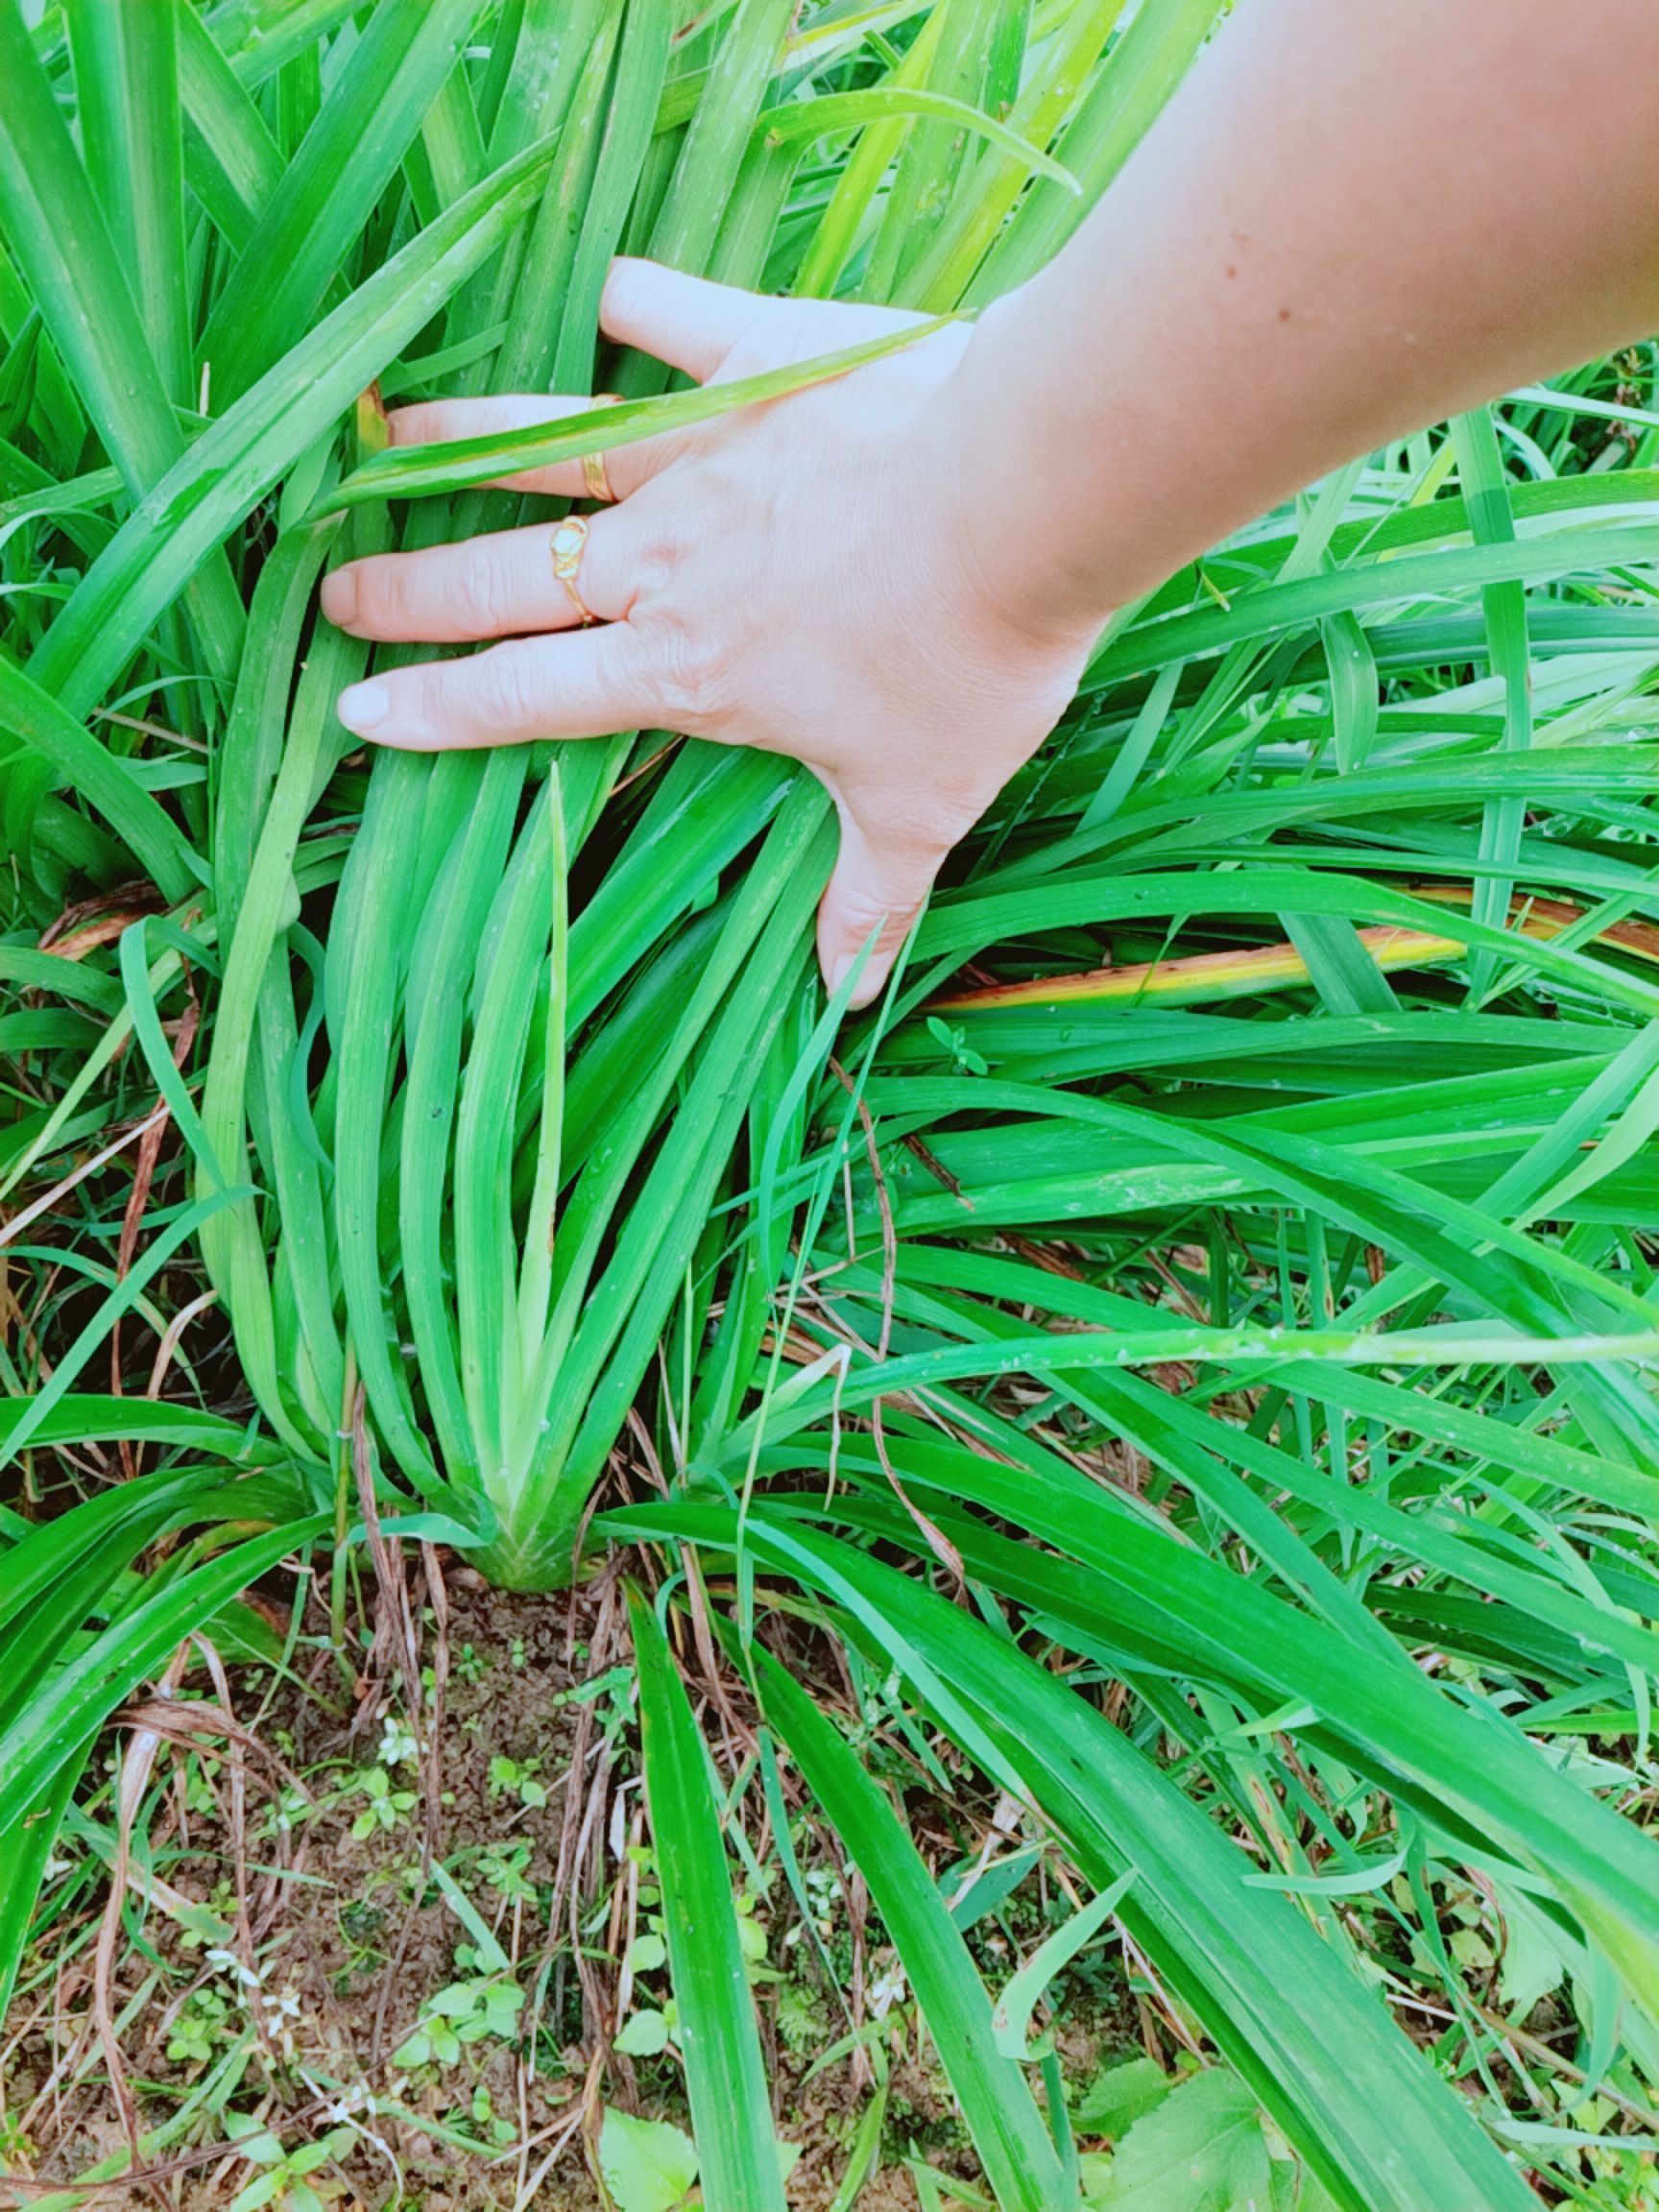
[757,1643,1073,2211]
[630,1587,787,2212]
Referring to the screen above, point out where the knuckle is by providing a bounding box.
[830,880,893,934]
[469,643,542,730]
[411,661,452,732]
[628,526,682,603]
[613,493,686,600]
[454,542,512,635]
[640,619,726,732]
[385,562,433,634]
[833,883,922,959]
[352,558,399,627]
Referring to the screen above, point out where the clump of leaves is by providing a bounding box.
[392,1968,524,2071]
[165,1986,232,2069]
[1076,2066,1338,2210]
[346,1767,416,1840]
[223,2115,354,2212]
[487,1752,547,1809]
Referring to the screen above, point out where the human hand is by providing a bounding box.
[322,258,1097,1006]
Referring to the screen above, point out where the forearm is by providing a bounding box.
[956,0,1659,636]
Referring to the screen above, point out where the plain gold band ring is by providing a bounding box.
[550,517,596,627]
[581,392,624,503]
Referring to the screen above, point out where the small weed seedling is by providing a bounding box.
[223,2113,355,2212]
[346,1767,417,1839]
[393,1960,525,2071]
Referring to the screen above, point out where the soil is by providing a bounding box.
[4,1553,1135,2211]
[7,1570,610,2210]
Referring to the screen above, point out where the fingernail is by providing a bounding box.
[338,679,389,733]
[826,952,855,998]
[323,568,358,623]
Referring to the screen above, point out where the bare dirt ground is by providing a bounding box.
[2,1547,1137,2211]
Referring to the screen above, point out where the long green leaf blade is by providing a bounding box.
[630,1587,787,2212]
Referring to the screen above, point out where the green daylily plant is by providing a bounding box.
[8,4,1659,2208]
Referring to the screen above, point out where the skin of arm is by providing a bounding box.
[955,0,1659,639]
[325,0,1659,1006]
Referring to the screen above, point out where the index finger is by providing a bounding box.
[387,395,675,501]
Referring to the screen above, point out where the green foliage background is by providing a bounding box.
[4,2,1659,2206]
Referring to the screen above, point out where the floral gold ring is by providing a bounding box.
[550,517,596,626]
[581,393,623,502]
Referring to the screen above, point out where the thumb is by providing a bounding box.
[817,807,944,1012]
[600,256,762,383]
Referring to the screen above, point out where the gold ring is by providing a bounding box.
[581,393,623,502]
[550,517,595,627]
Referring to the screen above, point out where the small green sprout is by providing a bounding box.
[348,1767,417,1839]
[165,1986,231,2067]
[470,2084,517,2148]
[391,1973,524,2069]
[487,1752,548,1808]
[477,1839,536,1901]
[926,1014,989,1075]
[224,2113,354,2212]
